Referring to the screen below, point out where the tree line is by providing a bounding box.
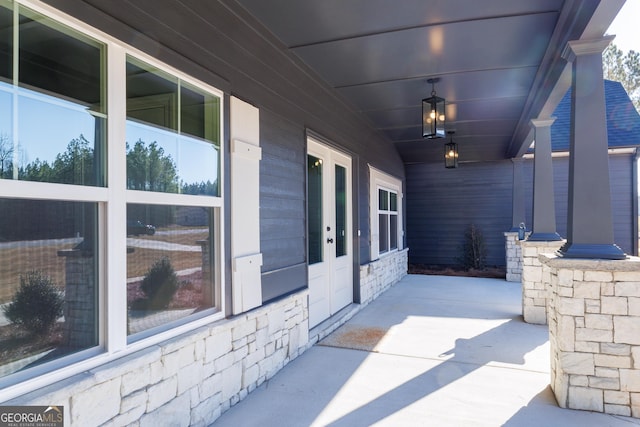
[603,43,640,112]
[0,136,216,241]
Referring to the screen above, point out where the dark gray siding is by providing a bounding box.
[408,154,637,268]
[44,0,405,304]
[406,160,513,266]
[524,154,636,256]
[259,110,306,302]
[525,154,636,255]
[609,155,635,255]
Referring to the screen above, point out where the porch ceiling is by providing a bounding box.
[235,0,623,165]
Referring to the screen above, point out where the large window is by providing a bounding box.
[369,167,403,260]
[0,1,223,390]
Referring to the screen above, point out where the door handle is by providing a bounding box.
[327,238,334,244]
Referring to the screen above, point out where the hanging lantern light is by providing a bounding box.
[422,78,445,139]
[444,131,458,168]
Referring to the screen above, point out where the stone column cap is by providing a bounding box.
[539,253,640,271]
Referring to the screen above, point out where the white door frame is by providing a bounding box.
[307,137,353,328]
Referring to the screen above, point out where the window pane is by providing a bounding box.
[127,204,216,337]
[127,57,178,131]
[16,88,106,186]
[307,155,323,264]
[0,5,107,186]
[126,121,218,195]
[390,214,398,250]
[126,57,220,195]
[390,192,397,212]
[379,213,388,254]
[19,6,104,112]
[0,2,11,82]
[335,165,346,258]
[181,81,220,145]
[378,189,388,210]
[0,198,98,381]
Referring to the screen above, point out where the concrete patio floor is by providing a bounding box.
[211,274,640,427]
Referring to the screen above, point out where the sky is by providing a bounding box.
[606,0,640,53]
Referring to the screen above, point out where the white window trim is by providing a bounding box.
[369,166,403,261]
[0,0,226,401]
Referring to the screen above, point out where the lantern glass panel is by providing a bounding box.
[422,95,445,139]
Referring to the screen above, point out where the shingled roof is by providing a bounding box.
[549,80,640,151]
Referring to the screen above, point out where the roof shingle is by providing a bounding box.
[549,79,640,151]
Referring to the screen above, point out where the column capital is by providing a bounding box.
[530,117,556,129]
[561,36,615,62]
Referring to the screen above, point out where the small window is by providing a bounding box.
[377,188,398,254]
[370,167,402,260]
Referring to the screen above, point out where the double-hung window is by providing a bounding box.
[369,166,403,260]
[378,188,398,254]
[0,0,223,392]
[124,55,222,340]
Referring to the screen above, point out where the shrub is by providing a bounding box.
[140,257,179,309]
[457,224,488,270]
[3,271,64,335]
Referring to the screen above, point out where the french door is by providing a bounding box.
[307,138,353,328]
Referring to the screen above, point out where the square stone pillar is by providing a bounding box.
[541,254,640,417]
[520,240,565,324]
[504,232,523,282]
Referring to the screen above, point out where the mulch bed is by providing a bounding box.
[409,264,506,279]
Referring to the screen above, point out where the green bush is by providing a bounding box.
[3,271,64,335]
[141,257,179,309]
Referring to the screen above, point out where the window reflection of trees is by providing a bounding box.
[4,134,218,195]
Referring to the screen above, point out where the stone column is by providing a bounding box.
[519,239,565,324]
[558,37,625,259]
[504,232,523,282]
[528,118,562,242]
[58,249,97,349]
[541,254,640,417]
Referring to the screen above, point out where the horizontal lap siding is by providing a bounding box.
[260,110,306,300]
[524,154,634,255]
[408,154,636,268]
[609,155,634,255]
[407,160,513,266]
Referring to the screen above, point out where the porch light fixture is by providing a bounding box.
[422,78,446,139]
[444,131,458,168]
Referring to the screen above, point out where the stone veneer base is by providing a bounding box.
[541,254,640,418]
[519,239,565,324]
[504,232,524,282]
